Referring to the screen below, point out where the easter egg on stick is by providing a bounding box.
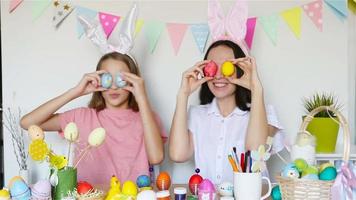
[156,171,171,191]
[189,168,203,195]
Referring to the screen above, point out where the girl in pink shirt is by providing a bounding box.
[20,52,165,184]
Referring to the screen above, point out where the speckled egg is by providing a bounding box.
[28,125,44,140]
[31,180,51,199]
[217,182,233,196]
[281,164,300,179]
[88,128,106,147]
[136,175,151,188]
[319,166,337,181]
[101,73,113,89]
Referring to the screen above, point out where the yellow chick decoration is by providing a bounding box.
[48,152,68,170]
[105,176,121,200]
[0,188,10,200]
[28,125,49,161]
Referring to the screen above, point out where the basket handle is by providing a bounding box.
[299,106,350,162]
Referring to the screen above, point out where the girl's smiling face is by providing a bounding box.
[100,58,131,109]
[206,45,237,100]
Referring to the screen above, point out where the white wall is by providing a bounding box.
[1,0,355,185]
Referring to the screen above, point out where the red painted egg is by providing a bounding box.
[156,172,171,191]
[77,181,93,195]
[203,61,218,77]
[189,169,203,196]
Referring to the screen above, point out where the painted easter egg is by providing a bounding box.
[271,185,281,200]
[156,172,171,191]
[319,167,337,181]
[319,162,334,173]
[31,180,51,199]
[281,163,300,179]
[64,122,79,142]
[189,169,203,195]
[294,159,308,173]
[8,177,31,199]
[101,73,113,89]
[221,61,235,77]
[77,181,94,195]
[203,61,218,77]
[302,166,319,177]
[136,175,151,188]
[116,73,127,88]
[0,188,10,199]
[28,125,44,140]
[198,179,215,193]
[137,190,156,200]
[218,182,233,196]
[122,181,138,196]
[88,128,106,147]
[29,139,49,161]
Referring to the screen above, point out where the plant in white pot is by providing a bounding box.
[303,93,343,153]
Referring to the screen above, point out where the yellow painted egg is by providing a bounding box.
[29,139,49,161]
[122,181,138,196]
[221,61,235,77]
[0,188,10,199]
[88,128,106,147]
[64,122,79,142]
[28,125,44,140]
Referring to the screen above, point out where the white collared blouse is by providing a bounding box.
[188,98,285,184]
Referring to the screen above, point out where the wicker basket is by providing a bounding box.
[276,106,351,200]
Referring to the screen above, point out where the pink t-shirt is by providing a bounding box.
[58,107,166,184]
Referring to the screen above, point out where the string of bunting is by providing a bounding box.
[8,0,354,55]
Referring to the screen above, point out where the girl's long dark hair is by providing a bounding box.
[199,40,251,111]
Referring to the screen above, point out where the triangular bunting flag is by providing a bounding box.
[190,24,210,54]
[325,0,348,19]
[9,0,23,13]
[166,23,188,55]
[52,0,74,28]
[76,6,98,38]
[32,0,51,20]
[144,21,165,53]
[302,0,323,31]
[349,0,356,14]
[245,17,257,49]
[281,7,302,39]
[258,15,279,45]
[134,19,144,37]
[99,12,121,39]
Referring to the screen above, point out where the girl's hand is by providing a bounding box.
[227,57,262,92]
[72,70,107,97]
[121,72,148,103]
[179,60,213,97]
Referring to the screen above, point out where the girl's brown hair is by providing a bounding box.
[88,52,140,112]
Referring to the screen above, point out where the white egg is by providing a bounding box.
[88,127,106,147]
[64,122,79,142]
[28,125,44,140]
[218,182,233,196]
[137,190,156,200]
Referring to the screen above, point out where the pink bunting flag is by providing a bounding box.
[245,17,257,49]
[99,12,121,39]
[302,0,323,31]
[166,23,188,55]
[9,0,23,13]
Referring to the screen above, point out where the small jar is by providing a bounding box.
[157,190,171,200]
[174,187,187,200]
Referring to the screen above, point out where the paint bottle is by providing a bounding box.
[174,187,187,200]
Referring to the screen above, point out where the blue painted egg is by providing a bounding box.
[115,73,127,88]
[319,166,337,181]
[136,175,151,188]
[101,73,113,89]
[9,179,31,200]
[302,174,319,180]
[281,163,300,179]
[271,185,281,200]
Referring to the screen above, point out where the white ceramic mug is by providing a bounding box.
[233,172,271,200]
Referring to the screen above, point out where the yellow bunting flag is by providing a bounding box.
[135,19,144,37]
[281,7,302,39]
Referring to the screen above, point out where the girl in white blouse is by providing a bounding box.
[169,40,284,184]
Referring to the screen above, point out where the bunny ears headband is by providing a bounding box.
[78,3,138,55]
[208,0,249,56]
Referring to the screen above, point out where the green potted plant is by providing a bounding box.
[303,93,343,153]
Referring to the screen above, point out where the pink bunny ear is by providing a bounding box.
[208,0,227,41]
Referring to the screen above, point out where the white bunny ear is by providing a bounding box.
[111,3,138,54]
[208,0,227,41]
[77,15,111,54]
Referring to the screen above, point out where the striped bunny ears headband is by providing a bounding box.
[78,3,138,55]
[208,0,249,55]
